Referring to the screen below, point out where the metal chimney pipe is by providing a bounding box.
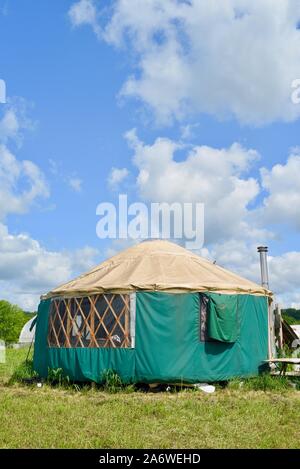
[257,246,269,290]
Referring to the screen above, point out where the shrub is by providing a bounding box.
[228,373,292,392]
[244,373,291,391]
[9,359,38,384]
[47,368,70,387]
[0,300,29,344]
[101,369,124,393]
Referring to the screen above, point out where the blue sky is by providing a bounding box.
[0,0,132,250]
[1,0,300,309]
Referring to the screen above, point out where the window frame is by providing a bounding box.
[199,293,211,342]
[47,293,136,349]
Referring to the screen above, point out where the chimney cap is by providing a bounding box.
[257,246,268,253]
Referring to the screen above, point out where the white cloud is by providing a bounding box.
[0,98,48,230]
[0,100,98,309]
[71,0,300,125]
[108,167,129,189]
[125,129,264,244]
[68,0,100,37]
[0,108,19,141]
[48,158,83,193]
[0,101,49,219]
[0,222,100,310]
[180,123,200,141]
[0,144,49,220]
[0,99,34,146]
[48,158,60,176]
[103,131,300,306]
[208,239,300,307]
[260,150,300,229]
[68,177,83,192]
[268,251,300,306]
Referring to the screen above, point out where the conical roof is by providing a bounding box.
[44,240,272,298]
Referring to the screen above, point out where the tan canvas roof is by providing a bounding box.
[44,240,272,298]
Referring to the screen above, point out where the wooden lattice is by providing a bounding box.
[200,294,210,342]
[48,294,131,348]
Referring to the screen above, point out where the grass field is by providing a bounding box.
[1,347,300,448]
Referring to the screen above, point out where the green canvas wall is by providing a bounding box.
[33,292,268,383]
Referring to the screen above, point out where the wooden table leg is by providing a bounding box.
[280,363,287,376]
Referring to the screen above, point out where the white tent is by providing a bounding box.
[292,325,300,339]
[19,316,36,344]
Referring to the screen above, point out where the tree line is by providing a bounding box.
[0,300,35,344]
[282,308,300,325]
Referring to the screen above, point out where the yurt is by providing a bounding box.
[33,240,272,383]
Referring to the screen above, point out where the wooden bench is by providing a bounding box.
[266,358,300,376]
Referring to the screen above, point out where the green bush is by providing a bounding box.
[101,369,124,393]
[229,373,291,392]
[244,374,291,391]
[9,359,38,384]
[0,300,29,344]
[47,368,70,387]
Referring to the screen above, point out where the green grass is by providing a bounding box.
[1,348,300,448]
[228,373,293,391]
[0,347,32,384]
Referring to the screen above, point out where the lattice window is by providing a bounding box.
[48,294,132,348]
[200,293,210,342]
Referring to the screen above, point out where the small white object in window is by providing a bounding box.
[112,335,121,343]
